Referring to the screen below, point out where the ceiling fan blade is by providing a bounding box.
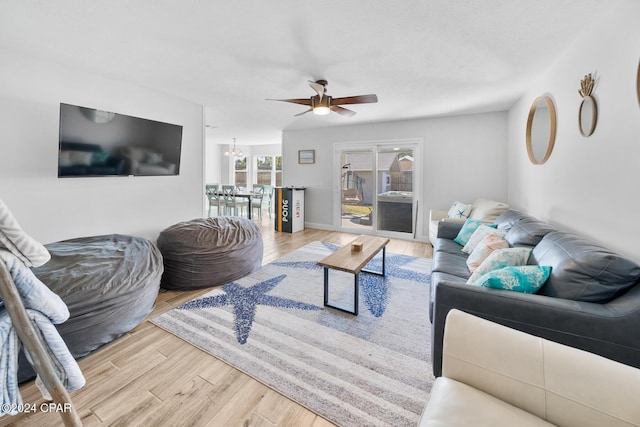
[331,94,378,105]
[308,80,326,100]
[294,108,313,117]
[266,98,312,106]
[330,105,356,117]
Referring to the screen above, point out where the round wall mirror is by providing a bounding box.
[579,95,597,137]
[526,96,557,165]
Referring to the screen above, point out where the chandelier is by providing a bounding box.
[224,138,243,157]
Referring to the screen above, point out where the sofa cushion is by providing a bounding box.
[493,209,536,232]
[437,220,465,240]
[468,198,509,222]
[473,266,551,294]
[433,250,471,278]
[467,247,532,284]
[418,377,555,427]
[532,231,640,303]
[504,218,556,248]
[434,238,466,256]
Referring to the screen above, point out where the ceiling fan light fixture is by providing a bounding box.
[313,106,331,115]
[312,96,331,115]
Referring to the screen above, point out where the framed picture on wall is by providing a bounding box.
[298,149,315,164]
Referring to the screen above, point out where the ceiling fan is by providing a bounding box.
[267,80,378,117]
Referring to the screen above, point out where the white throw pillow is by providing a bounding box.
[466,234,510,274]
[468,198,509,222]
[462,224,505,254]
[467,247,531,284]
[447,201,472,219]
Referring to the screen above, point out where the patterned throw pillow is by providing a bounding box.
[454,219,497,247]
[447,201,472,219]
[462,224,506,254]
[473,266,552,293]
[467,247,532,284]
[466,234,510,274]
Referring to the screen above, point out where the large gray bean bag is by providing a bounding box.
[157,217,263,290]
[19,234,162,382]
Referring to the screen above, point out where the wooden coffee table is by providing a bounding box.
[317,235,390,315]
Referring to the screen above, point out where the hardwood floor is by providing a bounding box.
[2,218,432,427]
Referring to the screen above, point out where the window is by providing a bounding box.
[256,156,272,185]
[234,156,247,188]
[253,155,282,186]
[275,155,282,186]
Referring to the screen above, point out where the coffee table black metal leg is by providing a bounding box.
[323,267,358,315]
[362,245,387,277]
[323,267,329,306]
[353,272,359,315]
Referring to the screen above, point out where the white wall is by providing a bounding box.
[506,1,640,262]
[283,112,508,240]
[0,48,205,244]
[205,140,223,185]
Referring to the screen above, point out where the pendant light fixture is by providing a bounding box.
[224,138,243,157]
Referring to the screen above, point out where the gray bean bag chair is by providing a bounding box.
[157,217,263,290]
[18,234,163,382]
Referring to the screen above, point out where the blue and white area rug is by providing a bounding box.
[151,241,433,427]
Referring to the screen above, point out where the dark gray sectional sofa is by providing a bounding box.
[430,209,640,377]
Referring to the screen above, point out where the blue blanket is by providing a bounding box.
[0,250,85,416]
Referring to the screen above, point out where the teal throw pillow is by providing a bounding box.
[473,265,551,293]
[454,218,497,246]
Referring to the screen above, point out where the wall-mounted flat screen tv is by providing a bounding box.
[58,103,183,177]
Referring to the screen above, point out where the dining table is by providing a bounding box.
[213,190,259,219]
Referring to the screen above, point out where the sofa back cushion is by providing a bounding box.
[493,209,535,232]
[504,218,556,248]
[532,231,640,303]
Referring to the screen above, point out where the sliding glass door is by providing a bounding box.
[376,147,415,233]
[336,141,419,239]
[340,149,374,231]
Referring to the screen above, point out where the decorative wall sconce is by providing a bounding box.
[578,73,598,137]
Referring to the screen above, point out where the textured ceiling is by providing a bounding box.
[0,0,622,145]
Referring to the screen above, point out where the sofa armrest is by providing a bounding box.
[440,310,550,420]
[431,282,640,377]
[430,309,640,426]
[429,209,448,222]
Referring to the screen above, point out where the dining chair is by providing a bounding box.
[263,185,274,218]
[236,185,250,216]
[251,185,266,220]
[221,185,237,216]
[205,184,221,216]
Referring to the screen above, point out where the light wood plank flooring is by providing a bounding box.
[2,218,432,427]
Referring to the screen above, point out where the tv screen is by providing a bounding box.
[58,103,183,177]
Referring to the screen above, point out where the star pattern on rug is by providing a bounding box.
[178,274,322,344]
[272,248,431,318]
